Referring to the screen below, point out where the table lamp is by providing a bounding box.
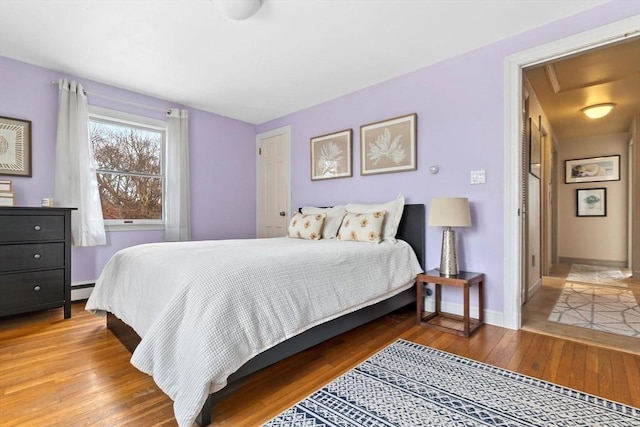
[428,197,471,277]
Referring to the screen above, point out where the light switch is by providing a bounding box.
[470,170,486,185]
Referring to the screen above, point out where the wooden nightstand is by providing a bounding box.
[416,269,484,337]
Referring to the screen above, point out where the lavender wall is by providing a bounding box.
[0,57,257,283]
[257,2,638,316]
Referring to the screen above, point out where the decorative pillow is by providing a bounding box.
[287,212,326,240]
[337,211,386,243]
[345,194,404,243]
[301,205,346,239]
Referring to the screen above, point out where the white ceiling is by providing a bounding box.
[0,0,609,125]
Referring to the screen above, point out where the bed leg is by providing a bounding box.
[196,395,213,426]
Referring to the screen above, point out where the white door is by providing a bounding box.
[257,126,291,238]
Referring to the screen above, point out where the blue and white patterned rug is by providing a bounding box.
[263,339,639,426]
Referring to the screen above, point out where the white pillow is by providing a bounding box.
[345,194,405,242]
[301,205,346,239]
[287,212,326,240]
[337,211,386,243]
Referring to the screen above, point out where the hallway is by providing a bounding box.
[522,263,640,354]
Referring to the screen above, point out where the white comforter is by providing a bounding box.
[86,237,422,426]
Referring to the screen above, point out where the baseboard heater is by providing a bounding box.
[71,282,95,301]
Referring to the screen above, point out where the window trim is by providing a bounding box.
[89,106,167,231]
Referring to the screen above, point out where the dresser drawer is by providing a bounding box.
[0,215,65,242]
[0,243,65,272]
[0,270,65,310]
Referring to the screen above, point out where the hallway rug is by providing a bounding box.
[548,282,640,338]
[262,339,639,426]
[567,263,630,287]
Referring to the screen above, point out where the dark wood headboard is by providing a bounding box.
[397,204,425,270]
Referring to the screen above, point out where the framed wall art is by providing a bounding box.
[310,129,352,180]
[576,187,606,217]
[360,113,416,176]
[0,116,32,177]
[565,155,620,184]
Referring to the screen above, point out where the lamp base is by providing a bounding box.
[439,227,458,277]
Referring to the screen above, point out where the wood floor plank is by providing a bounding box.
[516,333,553,378]
[483,328,520,368]
[622,352,640,407]
[541,337,565,382]
[505,329,535,371]
[1,302,638,427]
[608,349,632,405]
[583,345,599,394]
[464,326,508,362]
[568,342,588,391]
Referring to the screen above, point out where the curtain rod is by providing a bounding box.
[50,80,173,114]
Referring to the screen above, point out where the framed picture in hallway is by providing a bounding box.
[576,188,606,217]
[565,155,620,184]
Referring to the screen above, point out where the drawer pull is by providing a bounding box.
[34,225,41,231]
[33,253,41,259]
[34,286,41,292]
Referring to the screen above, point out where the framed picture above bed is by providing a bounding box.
[360,113,417,176]
[310,129,352,180]
[564,155,620,184]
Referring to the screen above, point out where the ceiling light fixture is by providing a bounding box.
[581,103,616,119]
[213,0,262,20]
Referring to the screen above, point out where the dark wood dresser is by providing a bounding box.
[0,207,75,319]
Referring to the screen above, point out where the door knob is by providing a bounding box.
[279,211,286,216]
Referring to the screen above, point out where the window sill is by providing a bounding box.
[105,223,165,232]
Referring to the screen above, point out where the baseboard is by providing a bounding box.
[559,257,627,269]
[528,278,542,297]
[422,299,504,328]
[71,281,95,301]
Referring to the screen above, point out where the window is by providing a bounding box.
[89,107,166,230]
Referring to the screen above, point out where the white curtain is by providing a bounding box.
[54,79,106,247]
[165,108,191,241]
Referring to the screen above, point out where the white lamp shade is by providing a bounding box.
[214,0,262,20]
[428,197,471,227]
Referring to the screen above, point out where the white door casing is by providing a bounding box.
[256,126,291,238]
[503,15,640,330]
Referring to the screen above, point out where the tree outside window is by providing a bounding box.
[90,119,164,222]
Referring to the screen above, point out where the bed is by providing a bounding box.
[87,203,425,426]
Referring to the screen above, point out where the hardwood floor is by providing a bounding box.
[1,301,639,426]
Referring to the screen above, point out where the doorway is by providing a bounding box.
[503,16,640,330]
[256,126,291,238]
[519,36,640,348]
